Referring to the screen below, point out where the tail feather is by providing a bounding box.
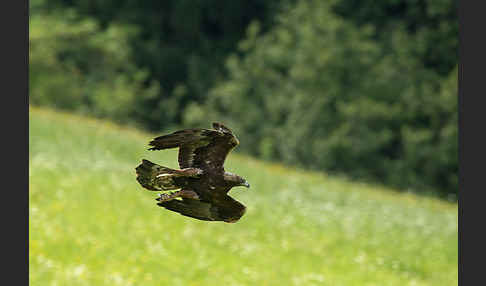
[135,159,179,191]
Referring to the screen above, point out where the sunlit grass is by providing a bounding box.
[29,107,457,286]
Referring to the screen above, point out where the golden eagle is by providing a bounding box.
[135,122,250,223]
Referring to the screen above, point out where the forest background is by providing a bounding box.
[29,0,458,198]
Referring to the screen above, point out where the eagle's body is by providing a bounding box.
[135,123,250,223]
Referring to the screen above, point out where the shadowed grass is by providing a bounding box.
[29,107,457,286]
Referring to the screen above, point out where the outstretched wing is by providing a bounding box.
[148,123,239,171]
[157,195,246,223]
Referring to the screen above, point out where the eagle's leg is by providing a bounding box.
[156,189,199,202]
[174,168,203,177]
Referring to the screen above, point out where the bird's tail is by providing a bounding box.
[135,159,180,191]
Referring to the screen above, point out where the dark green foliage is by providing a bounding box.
[41,0,289,130]
[202,1,458,196]
[29,7,159,125]
[332,0,458,76]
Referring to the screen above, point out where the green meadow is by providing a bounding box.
[29,107,457,286]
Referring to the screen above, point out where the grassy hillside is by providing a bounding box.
[29,107,457,286]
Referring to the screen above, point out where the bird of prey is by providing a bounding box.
[135,122,250,223]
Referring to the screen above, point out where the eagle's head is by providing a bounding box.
[224,172,250,188]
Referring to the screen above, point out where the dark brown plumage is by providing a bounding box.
[135,122,250,223]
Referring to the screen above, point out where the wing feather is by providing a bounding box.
[148,123,239,170]
[148,129,217,151]
[157,195,246,222]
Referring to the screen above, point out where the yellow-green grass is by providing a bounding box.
[29,107,457,286]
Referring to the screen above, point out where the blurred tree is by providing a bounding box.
[41,0,293,130]
[202,0,457,196]
[29,7,159,125]
[332,0,458,76]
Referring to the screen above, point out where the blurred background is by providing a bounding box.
[29,0,458,198]
[29,0,458,285]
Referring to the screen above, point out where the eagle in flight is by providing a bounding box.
[135,122,250,223]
